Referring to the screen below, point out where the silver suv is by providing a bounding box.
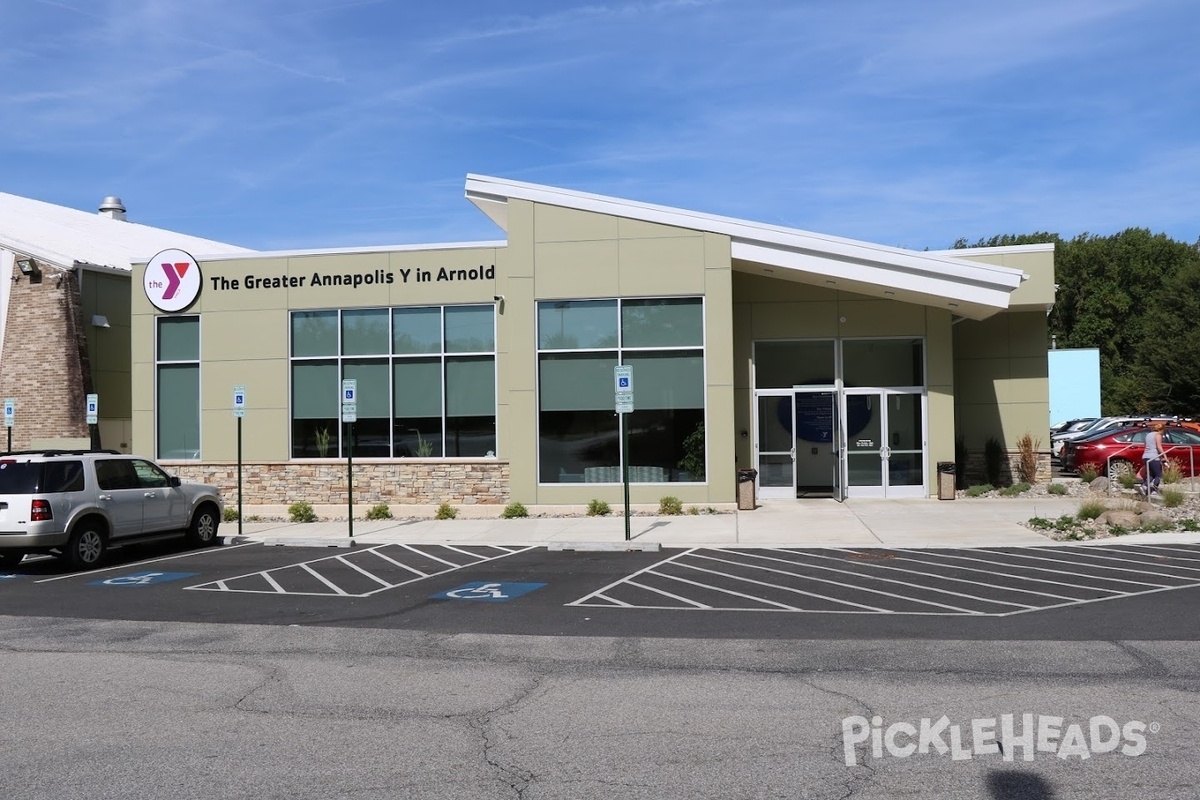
[0,450,224,570]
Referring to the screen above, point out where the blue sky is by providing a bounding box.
[2,0,1197,251]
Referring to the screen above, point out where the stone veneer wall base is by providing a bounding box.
[165,460,511,506]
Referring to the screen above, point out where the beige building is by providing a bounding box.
[128,175,1055,511]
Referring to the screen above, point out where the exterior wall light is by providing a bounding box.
[16,258,42,282]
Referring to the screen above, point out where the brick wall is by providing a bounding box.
[961,451,1052,486]
[0,262,91,450]
[165,460,511,505]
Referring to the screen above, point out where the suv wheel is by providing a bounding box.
[0,552,24,570]
[187,504,220,546]
[63,523,106,570]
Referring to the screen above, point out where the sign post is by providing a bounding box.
[233,385,246,537]
[85,393,99,450]
[3,398,14,454]
[341,379,358,539]
[614,366,634,541]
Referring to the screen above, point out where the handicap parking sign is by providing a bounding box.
[431,581,546,602]
[90,571,198,587]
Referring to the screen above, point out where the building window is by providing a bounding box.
[291,305,496,458]
[537,298,705,483]
[156,316,200,460]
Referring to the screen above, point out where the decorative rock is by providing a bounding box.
[1087,477,1110,494]
[1099,509,1140,528]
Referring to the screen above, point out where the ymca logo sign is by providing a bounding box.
[144,248,202,312]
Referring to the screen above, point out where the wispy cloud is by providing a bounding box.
[1,0,1197,249]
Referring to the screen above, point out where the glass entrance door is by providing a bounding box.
[843,390,926,498]
[755,389,841,500]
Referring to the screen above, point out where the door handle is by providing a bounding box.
[144,492,156,498]
[98,494,112,501]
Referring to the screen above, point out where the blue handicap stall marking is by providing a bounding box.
[0,574,22,581]
[432,581,546,602]
[90,571,199,587]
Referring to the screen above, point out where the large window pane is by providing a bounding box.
[346,417,390,458]
[539,410,619,483]
[445,306,494,352]
[393,308,441,354]
[342,309,389,355]
[754,340,835,388]
[293,418,339,458]
[344,360,390,418]
[158,317,199,361]
[393,359,441,418]
[157,364,199,459]
[621,298,703,348]
[292,311,338,357]
[843,338,924,387]
[622,353,704,409]
[446,357,495,416]
[293,361,338,418]
[446,416,495,457]
[627,408,705,482]
[539,353,618,411]
[538,300,618,350]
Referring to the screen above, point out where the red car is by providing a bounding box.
[1067,425,1200,480]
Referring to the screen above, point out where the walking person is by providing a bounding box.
[1141,421,1166,496]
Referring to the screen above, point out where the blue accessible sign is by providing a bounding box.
[431,581,546,602]
[90,571,198,587]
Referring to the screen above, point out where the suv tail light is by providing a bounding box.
[30,499,53,522]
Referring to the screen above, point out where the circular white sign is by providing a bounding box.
[144,249,201,312]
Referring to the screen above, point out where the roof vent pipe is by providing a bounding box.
[98,196,126,221]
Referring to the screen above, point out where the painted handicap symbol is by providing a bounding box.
[447,582,508,599]
[432,581,546,602]
[90,571,198,587]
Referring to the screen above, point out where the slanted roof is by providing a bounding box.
[0,191,252,273]
[465,174,1027,320]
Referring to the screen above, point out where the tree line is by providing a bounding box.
[953,230,1200,417]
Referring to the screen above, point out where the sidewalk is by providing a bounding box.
[221,497,1200,550]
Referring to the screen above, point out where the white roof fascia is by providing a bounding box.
[931,243,1055,256]
[465,174,1026,314]
[164,240,509,265]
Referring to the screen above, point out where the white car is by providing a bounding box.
[0,450,224,570]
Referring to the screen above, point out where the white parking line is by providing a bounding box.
[713,550,1037,609]
[34,542,256,583]
[976,548,1197,583]
[625,578,712,609]
[889,549,1166,589]
[301,563,349,595]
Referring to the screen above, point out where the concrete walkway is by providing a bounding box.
[220,497,1200,550]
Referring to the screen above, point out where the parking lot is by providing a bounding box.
[3,540,1200,639]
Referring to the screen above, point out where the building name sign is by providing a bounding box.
[207,265,496,293]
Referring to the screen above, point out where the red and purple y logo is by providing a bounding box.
[144,249,201,312]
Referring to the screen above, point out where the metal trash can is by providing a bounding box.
[937,461,956,500]
[737,468,758,510]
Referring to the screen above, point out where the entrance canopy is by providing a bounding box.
[465,174,1026,321]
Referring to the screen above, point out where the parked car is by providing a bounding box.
[1052,416,1144,459]
[1064,425,1200,479]
[0,450,224,570]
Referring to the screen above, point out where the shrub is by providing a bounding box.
[658,496,683,515]
[1163,458,1185,485]
[435,502,458,520]
[984,436,1005,486]
[222,507,240,522]
[1117,471,1138,490]
[1161,488,1185,508]
[1077,500,1106,521]
[246,514,262,522]
[687,506,700,515]
[1180,519,1200,532]
[587,499,611,516]
[1047,483,1068,495]
[965,484,994,497]
[365,503,393,520]
[501,502,529,519]
[1077,463,1100,483]
[999,482,1031,497]
[1015,432,1041,483]
[288,502,316,523]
